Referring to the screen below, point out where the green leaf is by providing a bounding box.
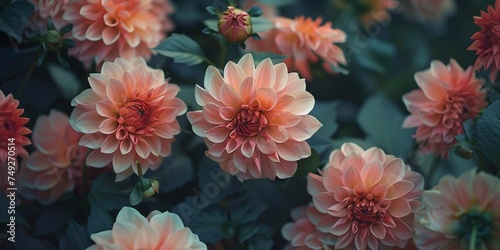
[47,63,81,100]
[357,93,414,158]
[251,17,274,33]
[247,52,287,64]
[477,100,500,166]
[0,1,34,43]
[129,182,143,206]
[293,148,321,177]
[87,206,113,235]
[153,33,207,66]
[33,201,78,237]
[87,172,130,211]
[59,220,93,250]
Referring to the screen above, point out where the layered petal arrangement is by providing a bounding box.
[60,0,174,66]
[18,110,90,205]
[187,54,322,180]
[28,0,69,28]
[307,143,424,250]
[0,90,31,163]
[70,57,187,181]
[468,1,500,82]
[274,16,347,81]
[282,204,334,249]
[414,169,500,249]
[402,59,488,158]
[87,207,207,250]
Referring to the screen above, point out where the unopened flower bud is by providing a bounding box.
[141,179,160,198]
[44,30,63,52]
[454,143,474,159]
[218,6,252,43]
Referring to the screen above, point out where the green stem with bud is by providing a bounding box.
[17,47,43,98]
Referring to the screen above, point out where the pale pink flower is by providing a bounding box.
[17,110,90,205]
[274,16,347,81]
[0,91,31,163]
[468,1,500,82]
[28,0,68,29]
[307,143,424,250]
[187,54,322,180]
[70,57,187,181]
[86,206,207,250]
[402,59,488,158]
[407,0,456,23]
[60,0,174,66]
[414,169,500,249]
[282,204,334,249]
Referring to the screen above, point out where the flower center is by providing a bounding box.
[220,7,250,32]
[483,29,499,49]
[118,100,150,132]
[0,115,14,138]
[458,211,493,243]
[228,100,268,137]
[345,189,390,232]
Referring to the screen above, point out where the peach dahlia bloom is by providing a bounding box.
[0,91,31,163]
[70,57,187,181]
[308,143,424,250]
[60,0,174,66]
[28,0,68,28]
[187,54,322,180]
[414,169,500,249]
[468,1,500,82]
[402,59,488,158]
[18,110,91,205]
[282,204,334,249]
[274,16,347,81]
[87,206,207,250]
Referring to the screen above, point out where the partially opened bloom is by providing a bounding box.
[414,169,500,249]
[274,16,347,81]
[18,110,91,205]
[468,1,500,82]
[28,0,68,29]
[308,143,424,250]
[60,0,174,66]
[218,6,252,44]
[87,207,207,250]
[70,57,187,181]
[282,204,334,249]
[402,59,488,158]
[0,91,31,163]
[187,54,322,180]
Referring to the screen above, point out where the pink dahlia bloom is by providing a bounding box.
[308,143,424,250]
[407,0,456,23]
[468,1,500,82]
[17,110,91,205]
[402,59,488,158]
[70,57,187,181]
[0,91,31,163]
[60,0,175,66]
[282,204,334,249]
[274,16,347,81]
[414,169,500,249]
[187,54,322,180]
[28,0,68,29]
[87,207,207,250]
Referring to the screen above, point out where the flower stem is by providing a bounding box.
[17,47,43,98]
[425,156,440,189]
[469,221,478,250]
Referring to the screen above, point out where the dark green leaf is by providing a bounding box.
[293,148,321,177]
[57,51,70,68]
[60,24,73,35]
[257,0,297,7]
[251,17,274,33]
[357,93,414,158]
[0,1,34,43]
[153,33,207,66]
[146,153,194,193]
[87,206,113,235]
[229,196,267,224]
[33,201,78,237]
[47,63,81,100]
[88,172,130,211]
[59,220,93,250]
[15,226,58,250]
[247,52,287,64]
[129,182,143,206]
[477,100,500,166]
[206,6,217,15]
[247,6,263,17]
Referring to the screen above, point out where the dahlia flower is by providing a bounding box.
[87,207,207,250]
[18,110,90,205]
[0,91,31,163]
[187,53,322,180]
[402,59,488,158]
[70,57,187,181]
[468,1,500,82]
[274,16,347,81]
[28,0,68,29]
[218,6,252,44]
[60,0,175,66]
[406,0,456,23]
[308,142,424,250]
[414,169,500,249]
[282,204,334,249]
